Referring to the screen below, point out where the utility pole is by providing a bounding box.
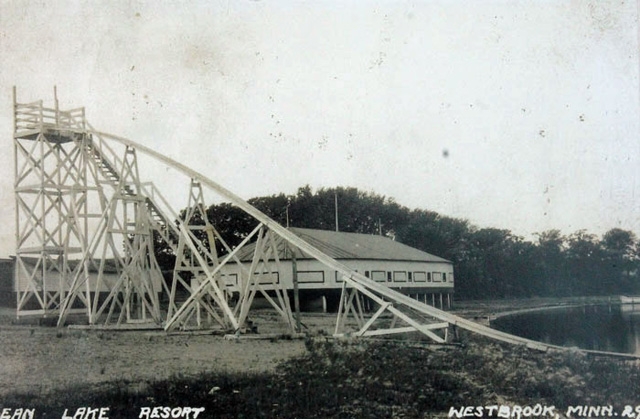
[286,198,290,228]
[334,191,339,232]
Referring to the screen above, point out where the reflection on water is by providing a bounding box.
[491,304,640,355]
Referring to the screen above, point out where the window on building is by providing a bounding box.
[221,273,238,287]
[394,271,407,282]
[387,271,392,282]
[253,272,280,285]
[298,271,325,284]
[335,270,358,283]
[414,272,427,282]
[372,271,386,282]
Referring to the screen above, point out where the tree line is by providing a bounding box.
[159,185,640,300]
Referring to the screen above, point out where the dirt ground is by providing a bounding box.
[0,309,317,398]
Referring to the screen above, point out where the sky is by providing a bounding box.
[0,0,639,257]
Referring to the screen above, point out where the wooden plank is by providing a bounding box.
[355,302,390,337]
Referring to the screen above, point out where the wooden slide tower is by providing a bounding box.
[12,89,556,350]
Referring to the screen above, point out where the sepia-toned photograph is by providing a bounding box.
[1,1,639,418]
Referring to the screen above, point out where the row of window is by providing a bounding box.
[221,269,454,286]
[333,270,452,284]
[364,270,452,283]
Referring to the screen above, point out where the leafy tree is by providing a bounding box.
[462,228,518,299]
[534,230,568,296]
[206,202,257,254]
[248,193,290,227]
[565,230,604,295]
[152,229,176,272]
[601,228,637,294]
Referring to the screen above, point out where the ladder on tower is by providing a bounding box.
[83,136,180,253]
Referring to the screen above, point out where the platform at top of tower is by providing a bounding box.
[14,124,85,143]
[14,100,86,143]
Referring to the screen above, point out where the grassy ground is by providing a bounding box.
[3,332,640,418]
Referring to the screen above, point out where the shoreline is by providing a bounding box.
[453,295,640,360]
[451,295,621,319]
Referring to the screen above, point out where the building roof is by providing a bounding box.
[232,228,451,263]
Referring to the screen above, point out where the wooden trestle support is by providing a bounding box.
[13,90,566,350]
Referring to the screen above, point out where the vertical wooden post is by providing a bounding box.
[291,245,301,333]
[54,85,59,126]
[334,192,338,232]
[39,100,43,131]
[12,86,16,133]
[335,280,347,335]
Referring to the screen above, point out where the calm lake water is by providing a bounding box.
[490,304,640,355]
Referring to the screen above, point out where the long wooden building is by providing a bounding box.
[219,228,454,310]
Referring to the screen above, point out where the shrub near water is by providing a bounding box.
[4,335,640,418]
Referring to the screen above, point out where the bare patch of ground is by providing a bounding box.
[0,310,312,398]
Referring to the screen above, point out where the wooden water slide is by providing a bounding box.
[84,126,610,355]
[15,92,634,357]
